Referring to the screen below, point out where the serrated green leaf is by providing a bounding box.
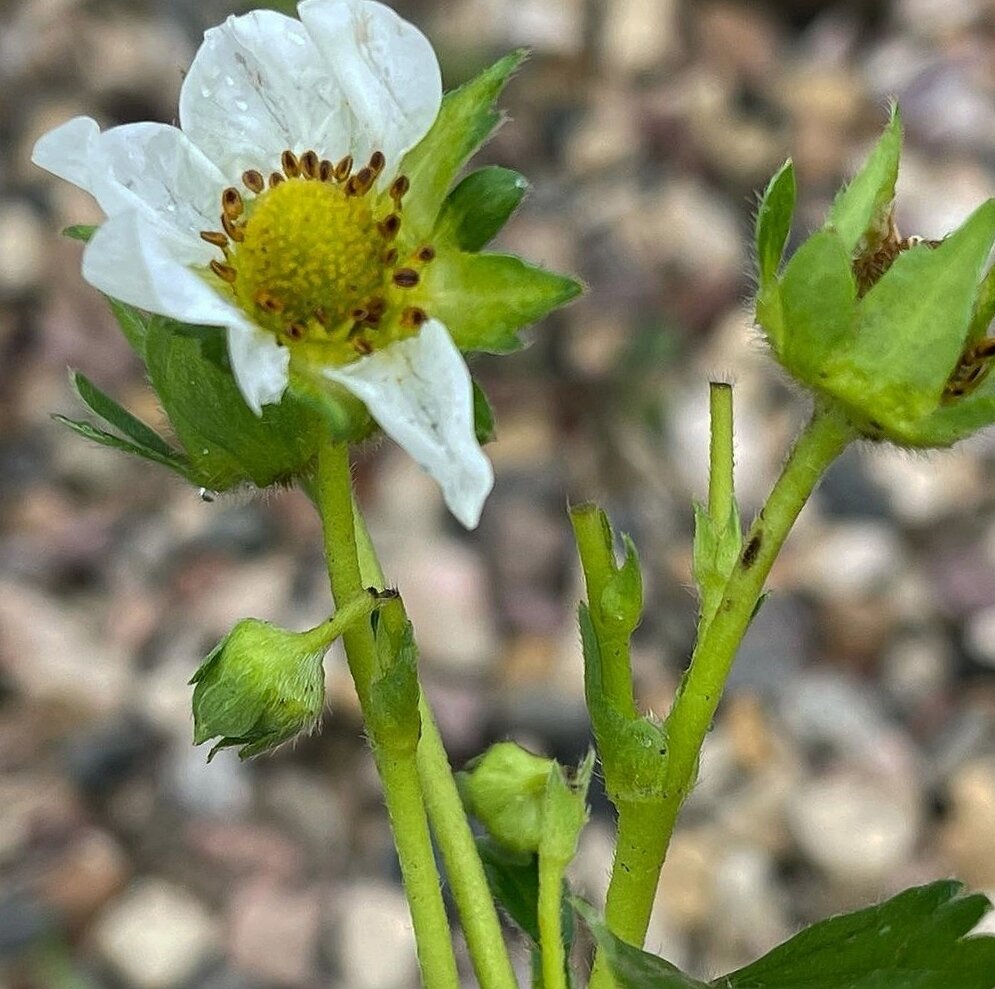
[71,372,177,460]
[62,224,97,243]
[718,880,995,989]
[399,51,527,245]
[827,104,902,254]
[143,317,323,490]
[777,228,857,381]
[755,159,795,292]
[435,166,529,252]
[473,379,497,444]
[52,416,191,477]
[426,250,581,353]
[574,899,707,989]
[827,198,995,440]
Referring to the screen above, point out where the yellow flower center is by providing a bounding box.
[200,149,432,363]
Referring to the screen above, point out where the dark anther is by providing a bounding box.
[389,175,410,202]
[379,214,401,240]
[416,245,436,263]
[242,169,265,193]
[222,188,244,219]
[334,155,353,182]
[210,260,237,283]
[393,268,420,288]
[319,159,334,182]
[300,150,319,179]
[281,150,301,178]
[200,230,229,249]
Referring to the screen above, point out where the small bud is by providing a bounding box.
[190,594,377,760]
[458,742,554,854]
[539,751,595,868]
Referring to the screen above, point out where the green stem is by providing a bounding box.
[589,404,855,988]
[570,504,638,720]
[315,443,460,989]
[538,852,568,989]
[708,382,734,523]
[351,491,519,989]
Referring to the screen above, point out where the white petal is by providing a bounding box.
[31,116,100,190]
[298,0,442,172]
[324,320,493,528]
[34,118,226,264]
[83,211,289,414]
[180,9,355,176]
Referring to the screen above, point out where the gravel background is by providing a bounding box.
[3,0,995,986]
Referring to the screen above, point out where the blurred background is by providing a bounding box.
[3,0,995,985]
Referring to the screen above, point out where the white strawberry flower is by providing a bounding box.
[32,0,494,528]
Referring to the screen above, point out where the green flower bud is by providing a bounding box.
[190,594,377,760]
[458,742,555,854]
[755,105,995,448]
[539,751,594,869]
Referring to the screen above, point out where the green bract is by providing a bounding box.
[755,106,995,448]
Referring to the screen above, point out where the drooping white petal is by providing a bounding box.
[323,320,493,528]
[179,8,355,177]
[33,118,226,265]
[83,211,288,413]
[298,0,442,173]
[31,116,100,190]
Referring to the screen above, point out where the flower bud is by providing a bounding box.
[755,105,995,448]
[457,742,555,854]
[190,618,329,760]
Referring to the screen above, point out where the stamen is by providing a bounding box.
[368,151,386,177]
[335,155,353,182]
[314,307,329,326]
[222,188,244,220]
[200,230,229,250]
[243,169,265,194]
[221,213,244,242]
[269,172,285,188]
[379,214,401,240]
[393,268,420,288]
[210,260,237,283]
[354,338,374,355]
[255,290,285,314]
[402,306,428,328]
[367,297,387,317]
[350,306,369,322]
[282,150,301,178]
[319,159,334,182]
[300,150,319,179]
[286,321,308,341]
[390,175,410,204]
[382,248,398,266]
[416,245,436,263]
[346,167,374,197]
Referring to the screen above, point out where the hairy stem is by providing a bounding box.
[315,443,460,989]
[589,403,855,988]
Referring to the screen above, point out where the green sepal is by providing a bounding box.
[458,742,554,854]
[434,166,529,252]
[473,379,497,445]
[51,415,192,479]
[285,365,374,443]
[70,371,179,462]
[692,499,742,633]
[144,318,323,491]
[774,228,857,381]
[105,297,150,357]
[368,596,421,755]
[755,159,795,294]
[62,224,97,243]
[827,103,902,254]
[824,198,995,443]
[967,261,995,346]
[600,533,644,640]
[399,50,527,246]
[579,604,667,803]
[539,752,594,869]
[426,249,582,354]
